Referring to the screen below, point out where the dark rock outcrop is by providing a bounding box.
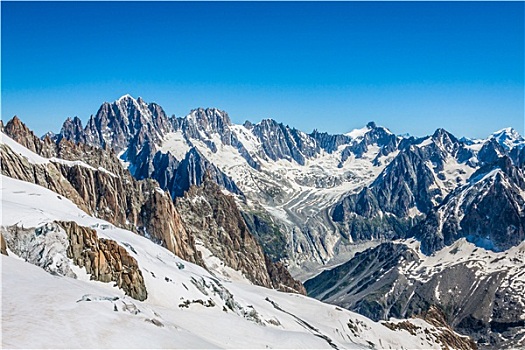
[80,95,173,152]
[332,128,479,243]
[4,116,56,157]
[383,306,477,350]
[1,233,8,256]
[252,119,320,165]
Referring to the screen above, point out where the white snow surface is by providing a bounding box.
[1,175,444,349]
[159,131,192,160]
[490,127,525,150]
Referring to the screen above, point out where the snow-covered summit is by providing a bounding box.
[490,127,525,150]
[345,121,392,140]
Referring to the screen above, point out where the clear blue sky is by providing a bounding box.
[2,1,524,138]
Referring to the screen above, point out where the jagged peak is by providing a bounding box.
[5,116,31,134]
[432,127,455,139]
[258,118,280,127]
[243,120,254,129]
[469,155,516,184]
[62,116,82,125]
[186,107,231,126]
[431,128,458,148]
[112,94,150,114]
[9,115,22,124]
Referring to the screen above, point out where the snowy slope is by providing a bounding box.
[1,175,449,349]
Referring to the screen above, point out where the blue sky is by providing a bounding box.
[2,1,524,138]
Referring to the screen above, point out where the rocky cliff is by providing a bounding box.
[1,221,147,301]
[1,117,202,266]
[175,178,305,294]
[59,221,148,301]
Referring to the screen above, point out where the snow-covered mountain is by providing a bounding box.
[3,94,524,349]
[1,153,467,349]
[52,95,525,280]
[53,96,405,276]
[490,127,525,151]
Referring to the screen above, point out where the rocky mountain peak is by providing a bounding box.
[175,177,305,294]
[4,116,56,157]
[252,119,319,165]
[478,138,506,165]
[181,107,233,136]
[59,116,85,144]
[58,95,173,154]
[431,128,459,152]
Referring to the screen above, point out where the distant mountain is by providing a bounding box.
[490,127,525,151]
[2,94,523,348]
[52,95,525,277]
[413,156,525,255]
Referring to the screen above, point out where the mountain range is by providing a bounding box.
[1,94,524,349]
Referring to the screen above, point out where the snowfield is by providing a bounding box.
[2,175,448,349]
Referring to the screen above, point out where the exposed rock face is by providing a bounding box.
[264,255,306,294]
[252,119,319,165]
[175,179,305,294]
[419,306,478,350]
[304,243,419,320]
[176,180,270,288]
[305,241,525,348]
[170,147,242,198]
[1,119,202,266]
[58,116,86,145]
[478,139,507,165]
[413,156,525,255]
[332,146,437,241]
[332,128,477,243]
[1,222,148,300]
[340,122,399,163]
[56,100,243,200]
[58,221,148,301]
[0,233,7,255]
[80,95,173,152]
[4,116,56,157]
[309,130,351,154]
[241,210,289,262]
[383,306,477,350]
[173,108,236,148]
